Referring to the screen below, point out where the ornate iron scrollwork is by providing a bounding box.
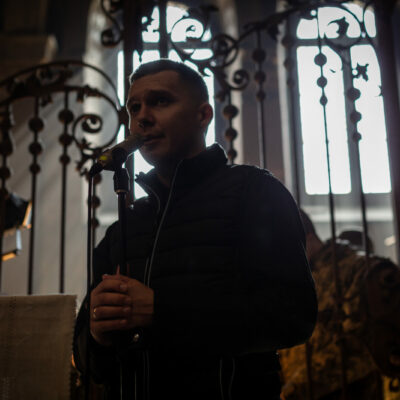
[0,61,123,173]
[0,60,123,292]
[98,0,376,168]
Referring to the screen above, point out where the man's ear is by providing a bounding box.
[198,102,213,131]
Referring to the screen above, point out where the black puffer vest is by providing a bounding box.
[75,143,317,400]
[95,144,281,399]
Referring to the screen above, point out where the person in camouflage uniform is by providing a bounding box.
[280,211,400,400]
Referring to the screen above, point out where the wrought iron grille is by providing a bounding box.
[0,0,399,398]
[0,61,124,293]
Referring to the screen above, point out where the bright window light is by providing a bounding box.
[297,46,351,194]
[351,45,391,193]
[297,5,376,40]
[296,3,389,195]
[118,5,215,198]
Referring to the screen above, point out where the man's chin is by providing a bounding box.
[139,143,205,169]
[139,148,170,168]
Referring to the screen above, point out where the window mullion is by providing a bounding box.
[291,43,307,203]
[341,46,362,197]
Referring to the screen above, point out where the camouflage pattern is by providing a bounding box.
[383,376,400,400]
[280,241,400,400]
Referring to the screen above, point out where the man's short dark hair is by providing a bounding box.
[129,59,209,103]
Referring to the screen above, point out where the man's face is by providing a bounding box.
[127,70,211,168]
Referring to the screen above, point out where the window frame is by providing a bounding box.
[287,6,392,210]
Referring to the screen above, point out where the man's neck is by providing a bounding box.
[153,144,207,187]
[156,170,173,188]
[154,161,179,188]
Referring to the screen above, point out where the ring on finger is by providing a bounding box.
[93,307,98,320]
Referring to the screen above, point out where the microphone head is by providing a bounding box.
[98,135,144,166]
[89,135,144,176]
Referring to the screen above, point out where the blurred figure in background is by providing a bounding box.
[338,229,374,253]
[280,210,400,400]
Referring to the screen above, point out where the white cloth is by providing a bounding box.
[0,295,76,400]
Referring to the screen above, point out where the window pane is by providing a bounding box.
[296,12,318,39]
[167,5,187,34]
[118,51,160,198]
[297,4,376,39]
[345,3,376,37]
[142,8,160,43]
[351,45,391,193]
[132,51,161,199]
[318,7,361,38]
[168,5,211,42]
[297,46,351,194]
[142,5,211,43]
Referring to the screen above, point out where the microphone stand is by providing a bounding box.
[110,147,133,400]
[84,147,132,400]
[84,173,94,400]
[113,157,129,277]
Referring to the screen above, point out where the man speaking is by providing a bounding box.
[74,59,317,400]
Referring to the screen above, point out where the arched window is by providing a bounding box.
[117,3,215,198]
[295,3,390,195]
[282,2,396,259]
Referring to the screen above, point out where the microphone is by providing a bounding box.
[89,135,144,176]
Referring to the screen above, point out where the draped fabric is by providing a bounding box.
[0,295,76,399]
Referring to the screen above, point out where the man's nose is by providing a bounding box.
[136,105,154,130]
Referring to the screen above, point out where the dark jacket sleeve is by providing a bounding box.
[236,171,317,351]
[151,169,317,355]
